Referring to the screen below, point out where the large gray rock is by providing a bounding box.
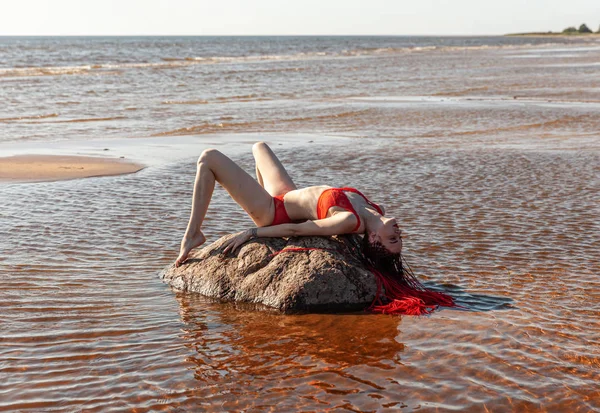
[160,235,379,313]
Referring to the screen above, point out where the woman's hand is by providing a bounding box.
[221,229,253,255]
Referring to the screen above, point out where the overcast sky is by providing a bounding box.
[2,0,599,36]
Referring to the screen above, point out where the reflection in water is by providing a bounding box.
[177,293,404,369]
[175,293,408,411]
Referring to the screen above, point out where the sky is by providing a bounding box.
[1,0,599,36]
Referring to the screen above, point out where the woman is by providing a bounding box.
[175,142,455,315]
[176,141,402,267]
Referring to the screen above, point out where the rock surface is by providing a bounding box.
[160,235,379,313]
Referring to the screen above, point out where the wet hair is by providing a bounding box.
[361,235,403,275]
[342,234,457,314]
[344,233,420,288]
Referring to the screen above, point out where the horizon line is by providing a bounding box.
[0,33,511,37]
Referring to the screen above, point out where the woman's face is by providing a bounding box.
[375,217,403,254]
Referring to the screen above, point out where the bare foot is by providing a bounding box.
[175,230,206,267]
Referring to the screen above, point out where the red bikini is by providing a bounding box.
[272,194,291,226]
[271,187,383,230]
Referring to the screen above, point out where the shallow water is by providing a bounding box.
[1,36,600,412]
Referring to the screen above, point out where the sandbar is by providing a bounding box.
[0,154,144,183]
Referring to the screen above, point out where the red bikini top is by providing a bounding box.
[316,187,384,232]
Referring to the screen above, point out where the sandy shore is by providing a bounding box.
[0,154,144,183]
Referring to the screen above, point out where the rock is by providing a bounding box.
[160,234,379,313]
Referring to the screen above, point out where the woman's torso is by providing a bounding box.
[281,186,381,232]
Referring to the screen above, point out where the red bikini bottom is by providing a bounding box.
[271,193,292,225]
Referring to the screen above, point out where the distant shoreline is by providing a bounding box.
[505,32,600,37]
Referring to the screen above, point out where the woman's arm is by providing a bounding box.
[259,212,356,237]
[222,212,357,254]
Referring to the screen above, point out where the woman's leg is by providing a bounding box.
[252,141,297,196]
[176,148,274,266]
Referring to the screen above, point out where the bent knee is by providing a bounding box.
[198,148,221,165]
[252,141,269,155]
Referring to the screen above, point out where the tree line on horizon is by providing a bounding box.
[561,23,599,34]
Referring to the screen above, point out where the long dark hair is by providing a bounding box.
[343,233,422,289]
[342,233,457,314]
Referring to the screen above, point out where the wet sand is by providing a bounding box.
[0,154,144,183]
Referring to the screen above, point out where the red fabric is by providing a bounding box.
[272,247,457,316]
[340,187,384,216]
[316,187,384,232]
[271,193,292,225]
[367,267,457,316]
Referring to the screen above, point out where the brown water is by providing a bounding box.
[1,36,600,412]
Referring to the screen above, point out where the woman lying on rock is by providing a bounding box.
[176,141,401,267]
[175,142,456,315]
